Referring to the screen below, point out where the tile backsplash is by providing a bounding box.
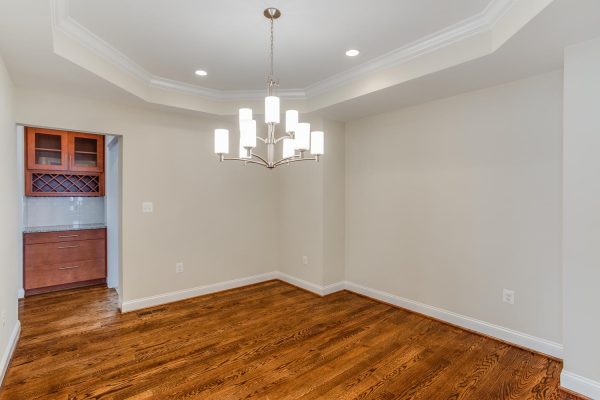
[24,196,105,228]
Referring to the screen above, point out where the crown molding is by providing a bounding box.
[51,0,305,101]
[148,76,306,102]
[51,0,152,83]
[50,0,553,114]
[52,0,516,101]
[304,0,516,97]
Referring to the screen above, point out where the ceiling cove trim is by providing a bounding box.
[52,0,517,103]
[304,0,516,97]
[50,0,305,101]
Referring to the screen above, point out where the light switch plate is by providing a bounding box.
[142,202,154,213]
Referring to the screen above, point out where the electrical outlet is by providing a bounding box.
[502,289,515,305]
[142,202,154,213]
[302,255,308,265]
[175,262,184,274]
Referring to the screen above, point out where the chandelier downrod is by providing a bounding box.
[266,8,278,96]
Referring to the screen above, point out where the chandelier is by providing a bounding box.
[214,8,324,169]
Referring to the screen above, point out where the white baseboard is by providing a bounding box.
[118,271,563,360]
[273,272,327,296]
[120,271,339,314]
[120,272,277,313]
[322,281,346,296]
[343,281,563,359]
[17,289,24,299]
[274,272,345,296]
[0,321,21,386]
[561,370,600,399]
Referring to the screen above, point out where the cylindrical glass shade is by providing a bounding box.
[239,141,250,159]
[294,122,310,151]
[310,131,324,155]
[285,110,298,133]
[282,137,295,158]
[265,96,280,124]
[239,108,252,122]
[214,129,229,154]
[240,119,257,149]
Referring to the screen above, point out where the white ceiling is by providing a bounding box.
[317,0,600,120]
[1,0,600,121]
[67,0,491,91]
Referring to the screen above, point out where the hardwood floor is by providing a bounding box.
[0,280,582,399]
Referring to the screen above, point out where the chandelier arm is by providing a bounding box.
[222,157,269,167]
[249,152,269,165]
[257,136,268,144]
[273,156,319,168]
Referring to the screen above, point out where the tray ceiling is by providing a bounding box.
[66,0,492,91]
[0,0,564,116]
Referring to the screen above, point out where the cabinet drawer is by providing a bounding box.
[24,229,106,245]
[24,259,105,290]
[25,239,105,266]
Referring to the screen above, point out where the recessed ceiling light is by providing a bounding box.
[345,49,360,57]
[195,70,208,77]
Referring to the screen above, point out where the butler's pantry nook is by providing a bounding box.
[1,1,600,399]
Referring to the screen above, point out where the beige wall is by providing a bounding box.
[13,85,346,305]
[0,55,19,381]
[14,88,279,303]
[345,71,563,343]
[276,118,345,287]
[276,154,324,284]
[562,36,600,394]
[322,120,345,285]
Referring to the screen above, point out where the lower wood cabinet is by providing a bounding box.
[24,228,106,295]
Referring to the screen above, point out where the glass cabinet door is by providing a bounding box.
[68,133,104,172]
[26,128,69,171]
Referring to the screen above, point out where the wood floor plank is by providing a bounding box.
[0,280,581,400]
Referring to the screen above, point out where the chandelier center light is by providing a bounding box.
[214,8,324,169]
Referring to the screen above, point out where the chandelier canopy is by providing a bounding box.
[214,8,324,169]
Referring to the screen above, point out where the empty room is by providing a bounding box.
[1,0,599,399]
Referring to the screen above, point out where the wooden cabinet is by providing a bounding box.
[25,127,105,196]
[23,228,107,295]
[69,132,105,173]
[26,128,69,171]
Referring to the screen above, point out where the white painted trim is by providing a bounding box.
[49,0,536,103]
[120,271,338,314]
[51,0,305,101]
[344,281,563,359]
[304,0,516,97]
[322,281,345,296]
[17,289,24,299]
[561,370,600,399]
[274,273,345,296]
[274,272,328,296]
[120,272,277,313]
[118,272,563,359]
[0,321,21,386]
[148,77,306,101]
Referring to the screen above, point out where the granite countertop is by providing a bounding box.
[23,223,107,234]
